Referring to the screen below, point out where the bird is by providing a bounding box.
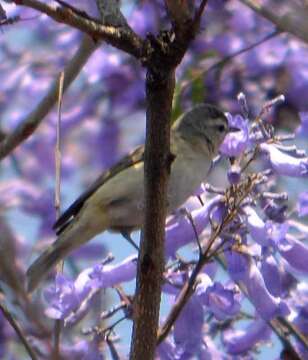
[26,103,234,292]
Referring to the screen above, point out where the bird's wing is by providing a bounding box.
[53,145,145,235]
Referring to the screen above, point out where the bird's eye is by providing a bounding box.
[217,125,226,133]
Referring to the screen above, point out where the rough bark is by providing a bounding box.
[129,4,205,356]
[130,68,175,360]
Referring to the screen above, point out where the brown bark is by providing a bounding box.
[130,69,175,360]
[130,3,209,357]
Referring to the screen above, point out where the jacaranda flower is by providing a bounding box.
[220,114,250,157]
[260,143,308,177]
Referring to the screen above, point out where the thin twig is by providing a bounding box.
[182,208,202,256]
[164,0,191,28]
[52,71,65,360]
[269,320,302,360]
[240,0,308,44]
[0,35,98,160]
[157,223,223,344]
[194,0,208,25]
[12,0,143,57]
[54,0,92,20]
[241,146,259,173]
[180,29,280,95]
[83,316,127,337]
[277,317,308,350]
[106,336,122,360]
[55,71,64,219]
[0,301,38,360]
[100,302,128,320]
[0,15,38,26]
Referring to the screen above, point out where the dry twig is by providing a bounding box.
[0,300,38,360]
[0,35,98,160]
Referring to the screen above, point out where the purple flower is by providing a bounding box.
[244,206,269,246]
[243,258,290,320]
[70,242,106,261]
[201,335,228,359]
[297,192,308,217]
[44,255,137,321]
[226,249,254,281]
[0,180,38,209]
[260,250,283,297]
[96,118,120,170]
[201,282,241,320]
[290,284,308,335]
[297,112,308,136]
[226,251,289,320]
[220,114,249,157]
[193,273,213,298]
[222,318,272,355]
[210,201,227,225]
[208,33,244,56]
[157,338,176,360]
[128,2,159,36]
[245,207,288,246]
[44,274,82,320]
[260,143,308,177]
[227,164,241,184]
[266,221,289,245]
[173,296,204,358]
[263,200,287,223]
[228,3,256,32]
[163,272,187,296]
[89,254,137,285]
[276,234,308,274]
[21,189,55,237]
[0,180,58,237]
[165,196,223,257]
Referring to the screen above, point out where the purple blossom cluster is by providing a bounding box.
[33,94,307,358]
[0,0,307,359]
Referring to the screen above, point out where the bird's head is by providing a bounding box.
[172,104,236,156]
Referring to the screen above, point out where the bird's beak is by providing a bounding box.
[229,126,241,133]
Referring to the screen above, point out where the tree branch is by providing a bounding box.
[240,0,308,44]
[179,29,280,95]
[52,70,65,360]
[164,0,191,28]
[129,68,175,360]
[96,0,128,27]
[130,3,210,358]
[0,300,38,360]
[157,223,223,344]
[0,35,97,160]
[12,0,144,57]
[194,0,209,25]
[0,217,26,298]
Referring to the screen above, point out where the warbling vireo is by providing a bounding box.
[27,104,233,291]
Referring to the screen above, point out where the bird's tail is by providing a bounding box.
[26,239,71,293]
[26,216,106,292]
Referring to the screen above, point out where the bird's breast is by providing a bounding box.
[167,154,210,211]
